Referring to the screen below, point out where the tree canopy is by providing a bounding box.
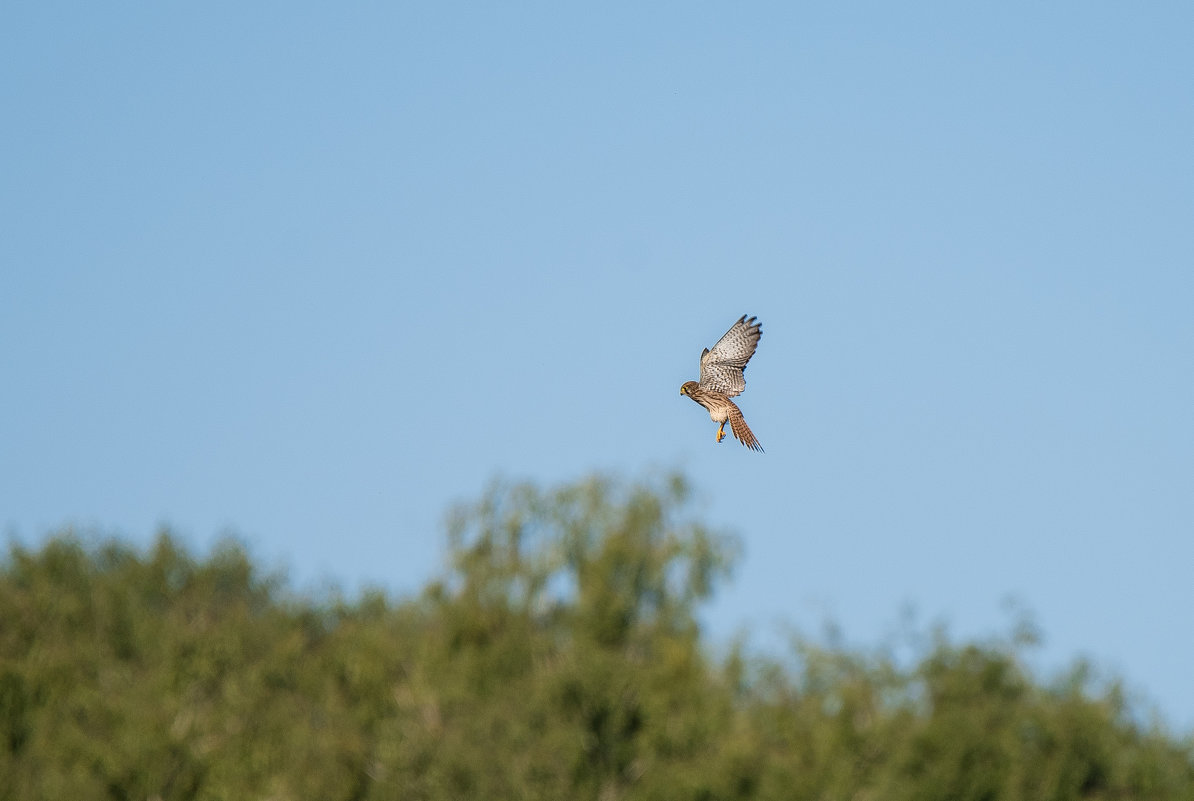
[2,473,1191,800]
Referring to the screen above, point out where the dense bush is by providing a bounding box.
[2,474,1190,800]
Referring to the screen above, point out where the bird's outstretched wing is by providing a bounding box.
[698,315,762,398]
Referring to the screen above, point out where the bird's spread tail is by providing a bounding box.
[729,405,764,452]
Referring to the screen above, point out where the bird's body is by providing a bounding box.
[685,384,734,424]
[679,315,764,452]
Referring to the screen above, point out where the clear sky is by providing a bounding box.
[3,3,1192,730]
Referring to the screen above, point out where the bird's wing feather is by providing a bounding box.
[698,315,762,398]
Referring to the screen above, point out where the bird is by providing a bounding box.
[679,315,764,452]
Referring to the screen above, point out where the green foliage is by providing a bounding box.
[2,473,1191,800]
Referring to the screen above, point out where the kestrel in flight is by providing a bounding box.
[680,315,764,452]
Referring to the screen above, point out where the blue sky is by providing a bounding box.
[3,3,1192,729]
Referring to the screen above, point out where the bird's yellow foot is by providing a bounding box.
[716,423,726,443]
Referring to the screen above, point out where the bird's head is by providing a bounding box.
[680,381,699,396]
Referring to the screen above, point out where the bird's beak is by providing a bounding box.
[679,386,686,395]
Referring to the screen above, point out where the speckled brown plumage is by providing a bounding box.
[680,315,764,452]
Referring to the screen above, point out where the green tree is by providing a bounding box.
[2,473,1192,801]
[370,473,740,800]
